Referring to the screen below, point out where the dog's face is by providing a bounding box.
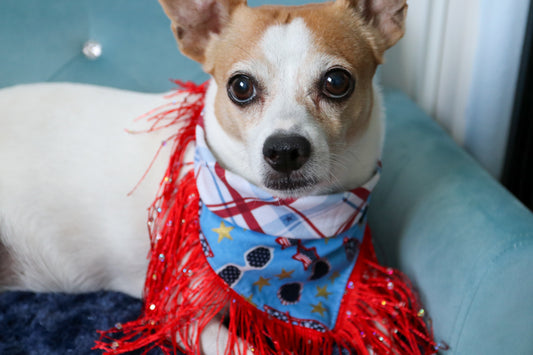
[159,0,406,198]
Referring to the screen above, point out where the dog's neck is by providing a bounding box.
[195,122,380,239]
[203,78,385,198]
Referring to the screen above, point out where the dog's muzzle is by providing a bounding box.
[262,134,311,174]
[262,134,316,193]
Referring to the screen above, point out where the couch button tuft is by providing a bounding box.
[82,40,102,60]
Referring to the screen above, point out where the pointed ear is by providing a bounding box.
[340,0,407,54]
[158,0,247,63]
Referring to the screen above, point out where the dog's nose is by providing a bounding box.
[262,135,311,173]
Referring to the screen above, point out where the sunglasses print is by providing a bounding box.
[217,246,274,287]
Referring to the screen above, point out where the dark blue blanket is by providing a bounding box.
[0,291,164,355]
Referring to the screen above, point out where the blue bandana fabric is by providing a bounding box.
[194,125,380,331]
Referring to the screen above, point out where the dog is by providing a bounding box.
[0,0,407,353]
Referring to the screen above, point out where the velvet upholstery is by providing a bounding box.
[1,1,533,354]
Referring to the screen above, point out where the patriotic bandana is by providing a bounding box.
[195,124,380,331]
[95,81,439,355]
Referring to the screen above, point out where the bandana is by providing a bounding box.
[95,82,437,355]
[195,122,380,331]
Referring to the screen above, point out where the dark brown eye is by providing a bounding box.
[227,74,256,105]
[321,69,354,99]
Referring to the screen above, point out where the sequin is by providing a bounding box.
[417,308,425,317]
[386,267,394,275]
[347,281,354,289]
[149,304,156,311]
[115,323,122,330]
[435,341,450,350]
[159,254,165,262]
[111,341,119,349]
[387,281,394,290]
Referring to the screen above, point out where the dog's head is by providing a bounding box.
[159,0,406,198]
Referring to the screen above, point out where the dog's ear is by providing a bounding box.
[339,0,407,55]
[158,0,247,63]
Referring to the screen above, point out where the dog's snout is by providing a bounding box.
[262,135,311,173]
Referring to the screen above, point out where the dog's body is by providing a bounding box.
[0,0,407,353]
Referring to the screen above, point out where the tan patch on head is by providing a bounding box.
[299,2,379,141]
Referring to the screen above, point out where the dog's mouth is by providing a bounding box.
[263,171,319,195]
[260,133,323,196]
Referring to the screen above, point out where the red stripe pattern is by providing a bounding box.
[194,125,380,240]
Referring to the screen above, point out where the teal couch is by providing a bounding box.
[1,1,533,354]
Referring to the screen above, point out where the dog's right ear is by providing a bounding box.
[158,0,246,64]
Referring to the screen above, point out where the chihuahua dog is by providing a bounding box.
[0,0,406,353]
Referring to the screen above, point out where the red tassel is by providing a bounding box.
[94,81,437,355]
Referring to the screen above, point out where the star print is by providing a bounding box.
[253,276,271,292]
[329,271,340,283]
[311,302,327,317]
[212,221,234,243]
[275,269,294,280]
[315,285,333,299]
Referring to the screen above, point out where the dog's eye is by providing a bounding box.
[321,69,354,100]
[227,74,257,105]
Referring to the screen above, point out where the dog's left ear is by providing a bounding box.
[339,0,407,58]
[158,0,247,64]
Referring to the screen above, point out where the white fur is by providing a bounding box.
[0,83,173,296]
[0,14,383,355]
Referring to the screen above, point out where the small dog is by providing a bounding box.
[0,0,407,353]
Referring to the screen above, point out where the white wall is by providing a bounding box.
[381,0,530,178]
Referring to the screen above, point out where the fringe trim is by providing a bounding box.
[94,81,437,355]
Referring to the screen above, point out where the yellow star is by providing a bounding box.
[315,285,333,299]
[275,269,294,280]
[329,271,340,283]
[253,276,271,292]
[212,221,234,243]
[311,302,327,317]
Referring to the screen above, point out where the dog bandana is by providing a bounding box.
[195,122,379,331]
[95,82,438,355]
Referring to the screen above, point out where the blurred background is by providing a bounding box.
[381,0,533,211]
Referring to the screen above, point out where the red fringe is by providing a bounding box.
[94,82,437,355]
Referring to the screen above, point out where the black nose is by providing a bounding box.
[262,135,311,173]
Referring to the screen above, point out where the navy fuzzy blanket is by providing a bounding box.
[0,291,165,355]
